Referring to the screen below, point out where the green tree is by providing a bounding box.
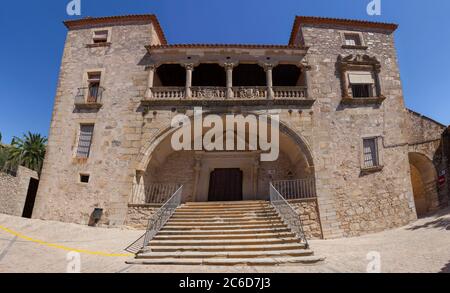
[9,132,47,174]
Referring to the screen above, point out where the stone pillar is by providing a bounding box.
[184,63,194,98]
[299,61,312,98]
[145,65,155,99]
[224,63,234,99]
[264,63,274,99]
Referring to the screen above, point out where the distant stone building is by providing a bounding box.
[0,166,39,218]
[32,15,449,239]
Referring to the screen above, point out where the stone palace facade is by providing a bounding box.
[32,15,449,239]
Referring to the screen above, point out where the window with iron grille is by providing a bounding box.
[363,138,379,168]
[76,124,94,158]
[344,33,362,46]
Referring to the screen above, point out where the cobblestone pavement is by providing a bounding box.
[0,208,449,273]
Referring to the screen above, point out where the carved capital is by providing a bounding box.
[224,62,236,70]
[146,64,156,71]
[298,61,312,71]
[263,63,274,71]
[183,63,195,71]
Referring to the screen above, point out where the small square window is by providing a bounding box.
[344,33,362,46]
[363,138,379,168]
[80,174,90,183]
[93,30,108,44]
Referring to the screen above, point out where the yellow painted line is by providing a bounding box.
[0,224,133,257]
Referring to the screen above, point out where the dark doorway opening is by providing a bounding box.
[22,178,39,218]
[208,168,243,202]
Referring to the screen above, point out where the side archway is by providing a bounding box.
[408,152,439,216]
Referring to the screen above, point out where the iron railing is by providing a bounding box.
[130,182,181,204]
[125,185,183,254]
[75,86,105,105]
[271,178,317,200]
[143,185,182,249]
[270,183,309,248]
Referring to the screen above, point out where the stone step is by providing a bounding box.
[167,216,281,223]
[165,219,284,227]
[174,209,275,215]
[136,249,314,259]
[183,202,269,206]
[171,212,279,219]
[157,227,291,236]
[144,243,307,253]
[153,232,295,241]
[184,200,267,206]
[161,223,288,230]
[149,237,300,247]
[177,206,273,212]
[127,255,324,266]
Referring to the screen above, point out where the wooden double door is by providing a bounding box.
[208,168,243,201]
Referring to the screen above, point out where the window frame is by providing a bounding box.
[82,69,105,104]
[360,136,384,173]
[340,31,367,49]
[88,28,112,47]
[338,54,385,105]
[75,124,95,159]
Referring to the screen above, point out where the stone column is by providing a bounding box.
[264,63,274,99]
[299,61,312,98]
[224,63,234,99]
[184,63,194,98]
[145,65,155,98]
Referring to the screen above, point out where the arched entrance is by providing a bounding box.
[132,113,315,203]
[408,152,439,217]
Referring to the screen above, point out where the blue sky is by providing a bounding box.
[0,0,449,143]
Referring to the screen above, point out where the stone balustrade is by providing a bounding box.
[144,86,309,100]
[150,87,185,99]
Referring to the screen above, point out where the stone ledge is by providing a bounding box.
[341,96,386,105]
[341,45,368,50]
[85,42,112,48]
[360,165,384,175]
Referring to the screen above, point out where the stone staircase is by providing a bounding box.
[127,200,324,265]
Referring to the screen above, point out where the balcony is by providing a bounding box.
[74,87,104,109]
[142,86,311,106]
[140,62,314,107]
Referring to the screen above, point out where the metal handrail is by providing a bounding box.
[270,183,309,248]
[271,178,317,200]
[142,185,183,249]
[125,185,183,254]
